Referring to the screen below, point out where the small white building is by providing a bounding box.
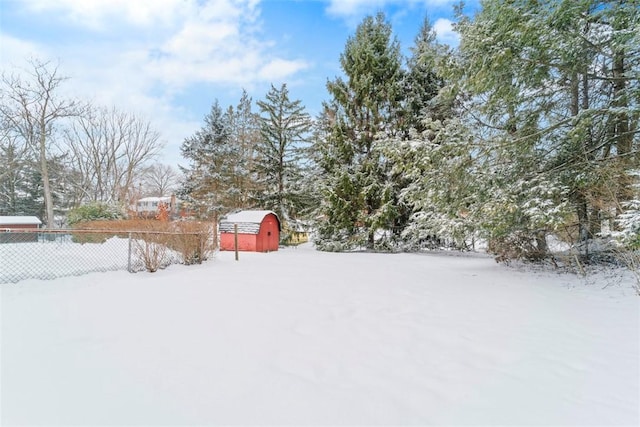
[134,195,179,218]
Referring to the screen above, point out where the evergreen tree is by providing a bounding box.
[450,0,639,260]
[302,108,332,220]
[254,83,312,225]
[179,100,236,220]
[403,16,448,135]
[0,132,32,215]
[2,117,80,220]
[394,116,481,251]
[19,166,46,220]
[385,16,455,250]
[316,12,405,250]
[229,89,261,209]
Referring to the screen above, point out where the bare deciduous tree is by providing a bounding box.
[141,163,179,197]
[65,105,164,206]
[0,59,81,227]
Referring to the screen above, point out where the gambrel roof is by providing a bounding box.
[219,210,280,235]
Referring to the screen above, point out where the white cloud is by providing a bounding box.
[143,0,309,89]
[163,22,238,59]
[258,59,310,82]
[0,34,45,66]
[2,0,308,164]
[20,0,188,29]
[433,18,459,46]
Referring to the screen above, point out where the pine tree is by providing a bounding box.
[614,172,640,248]
[0,133,32,215]
[384,16,455,250]
[394,116,481,251]
[179,100,236,220]
[20,167,46,220]
[254,83,312,226]
[316,12,405,250]
[451,0,640,260]
[403,16,448,135]
[229,89,261,209]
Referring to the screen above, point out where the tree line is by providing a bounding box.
[0,60,176,227]
[178,85,314,232]
[181,0,638,259]
[2,0,638,261]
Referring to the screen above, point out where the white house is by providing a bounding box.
[133,195,180,218]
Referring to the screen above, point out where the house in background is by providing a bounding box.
[219,210,280,252]
[282,219,311,246]
[0,216,42,243]
[133,195,181,219]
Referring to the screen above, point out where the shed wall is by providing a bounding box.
[220,233,257,251]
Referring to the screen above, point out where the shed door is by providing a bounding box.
[261,216,279,252]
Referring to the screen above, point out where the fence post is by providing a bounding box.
[127,232,132,272]
[234,223,239,261]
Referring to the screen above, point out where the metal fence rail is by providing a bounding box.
[0,229,210,284]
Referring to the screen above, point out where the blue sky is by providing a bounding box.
[1,0,476,165]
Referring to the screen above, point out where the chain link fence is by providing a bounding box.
[0,229,213,284]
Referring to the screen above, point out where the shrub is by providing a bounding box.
[67,203,124,226]
[488,231,548,263]
[132,232,170,273]
[71,219,214,267]
[168,221,214,265]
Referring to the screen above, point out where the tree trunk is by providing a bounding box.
[535,230,548,258]
[589,206,601,237]
[39,132,55,228]
[368,228,375,249]
[612,49,632,204]
[576,192,590,243]
[570,72,590,243]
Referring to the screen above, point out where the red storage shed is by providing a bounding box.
[219,210,280,252]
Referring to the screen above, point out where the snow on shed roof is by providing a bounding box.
[222,210,278,224]
[0,216,42,225]
[219,210,280,234]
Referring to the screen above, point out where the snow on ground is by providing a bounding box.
[0,237,132,283]
[1,244,639,425]
[0,235,187,283]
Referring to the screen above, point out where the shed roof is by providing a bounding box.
[223,210,277,224]
[219,210,280,234]
[0,216,42,225]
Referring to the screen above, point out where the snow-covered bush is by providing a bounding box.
[614,199,640,249]
[314,230,364,252]
[67,202,124,226]
[482,175,570,261]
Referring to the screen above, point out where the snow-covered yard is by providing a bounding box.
[0,237,132,283]
[1,244,638,425]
